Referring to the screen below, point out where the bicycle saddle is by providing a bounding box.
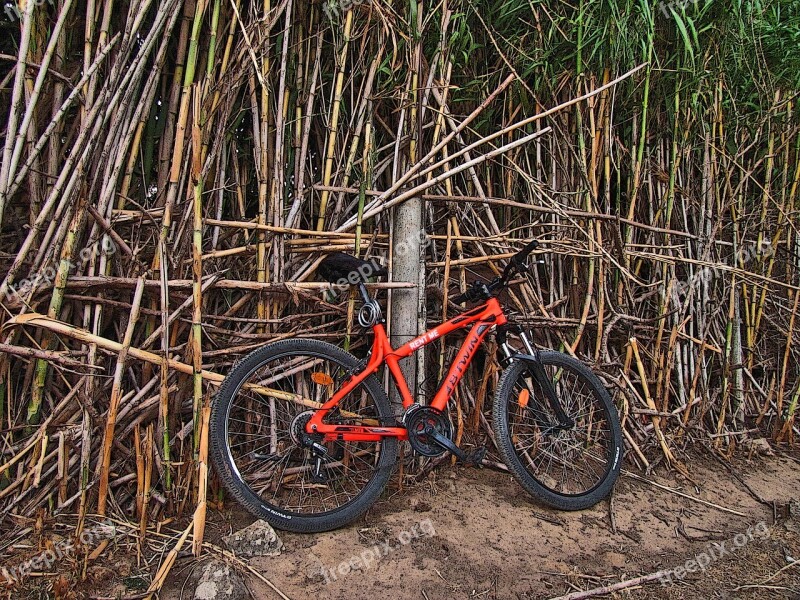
[317,252,388,284]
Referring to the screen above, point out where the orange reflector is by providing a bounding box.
[517,389,530,408]
[311,372,334,385]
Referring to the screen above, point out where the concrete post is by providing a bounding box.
[390,199,425,407]
[390,5,425,408]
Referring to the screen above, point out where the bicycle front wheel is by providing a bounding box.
[210,339,398,532]
[492,351,622,510]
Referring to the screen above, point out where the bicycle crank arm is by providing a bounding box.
[422,425,486,466]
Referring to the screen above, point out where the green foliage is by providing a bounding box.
[429,0,798,154]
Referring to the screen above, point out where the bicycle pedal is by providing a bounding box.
[309,472,328,485]
[463,446,486,466]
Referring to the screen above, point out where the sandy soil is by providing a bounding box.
[160,449,800,600]
[8,449,800,599]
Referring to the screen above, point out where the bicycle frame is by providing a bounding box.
[306,297,508,442]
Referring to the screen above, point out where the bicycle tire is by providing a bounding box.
[210,338,399,532]
[492,351,623,510]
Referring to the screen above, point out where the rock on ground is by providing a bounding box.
[747,438,775,456]
[193,560,248,600]
[223,520,283,558]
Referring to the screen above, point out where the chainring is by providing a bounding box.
[405,406,453,457]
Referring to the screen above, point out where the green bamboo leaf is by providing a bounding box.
[669,6,695,64]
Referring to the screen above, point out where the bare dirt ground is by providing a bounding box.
[9,448,800,599]
[159,448,800,600]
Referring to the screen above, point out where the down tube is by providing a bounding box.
[430,321,495,411]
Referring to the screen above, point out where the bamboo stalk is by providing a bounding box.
[0,0,36,227]
[97,276,145,515]
[316,9,353,231]
[192,404,211,555]
[629,338,680,469]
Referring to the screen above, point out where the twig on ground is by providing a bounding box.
[622,470,747,517]
[548,569,673,599]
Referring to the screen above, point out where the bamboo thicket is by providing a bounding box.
[0,0,798,587]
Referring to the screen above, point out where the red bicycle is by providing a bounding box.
[210,241,622,532]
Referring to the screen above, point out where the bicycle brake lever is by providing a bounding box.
[517,259,545,274]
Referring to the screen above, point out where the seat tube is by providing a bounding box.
[385,354,414,408]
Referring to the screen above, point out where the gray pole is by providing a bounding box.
[389,199,424,407]
[389,2,426,410]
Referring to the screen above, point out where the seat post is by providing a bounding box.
[357,282,371,304]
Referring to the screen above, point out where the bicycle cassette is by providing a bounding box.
[404,406,453,457]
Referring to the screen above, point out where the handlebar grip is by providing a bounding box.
[451,283,482,304]
[512,239,540,266]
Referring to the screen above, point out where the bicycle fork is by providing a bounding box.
[497,325,574,430]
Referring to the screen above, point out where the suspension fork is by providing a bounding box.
[497,325,574,428]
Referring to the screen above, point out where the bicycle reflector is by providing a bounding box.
[517,389,530,408]
[311,372,334,385]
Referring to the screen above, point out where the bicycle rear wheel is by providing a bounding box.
[492,351,622,510]
[210,338,398,532]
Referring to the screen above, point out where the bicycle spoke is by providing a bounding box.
[506,359,615,497]
[223,350,389,517]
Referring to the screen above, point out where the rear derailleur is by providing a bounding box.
[292,410,332,484]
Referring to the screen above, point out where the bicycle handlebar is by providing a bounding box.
[450,240,541,305]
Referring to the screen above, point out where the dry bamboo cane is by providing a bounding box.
[159,0,207,492]
[629,337,683,472]
[270,0,294,284]
[97,276,146,516]
[285,26,322,229]
[338,65,645,232]
[340,127,553,231]
[337,71,517,231]
[192,404,211,555]
[255,0,272,329]
[776,288,799,439]
[0,0,36,227]
[4,0,76,191]
[316,9,353,231]
[145,519,194,598]
[3,314,364,416]
[134,424,144,540]
[186,1,221,542]
[4,34,120,200]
